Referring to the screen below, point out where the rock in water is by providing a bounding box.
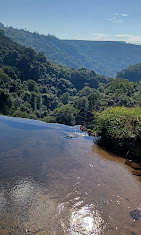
[67,135,74,138]
[130,209,141,220]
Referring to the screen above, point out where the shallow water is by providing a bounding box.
[0,115,141,235]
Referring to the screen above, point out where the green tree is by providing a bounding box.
[54,104,76,125]
[0,89,12,114]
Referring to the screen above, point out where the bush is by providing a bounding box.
[94,106,141,162]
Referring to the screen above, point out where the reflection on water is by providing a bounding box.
[70,204,104,234]
[10,177,36,206]
[0,115,141,235]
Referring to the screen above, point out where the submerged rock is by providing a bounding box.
[130,209,141,220]
[67,135,74,138]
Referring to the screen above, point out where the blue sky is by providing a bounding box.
[0,0,141,43]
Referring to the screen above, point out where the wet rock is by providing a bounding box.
[80,126,87,132]
[87,129,93,136]
[67,135,74,138]
[87,129,92,133]
[132,170,141,176]
[80,126,96,136]
[130,209,141,220]
[125,160,141,169]
[131,232,137,235]
[89,133,95,136]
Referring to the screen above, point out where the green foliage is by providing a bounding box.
[0,30,111,125]
[117,63,141,82]
[53,104,77,126]
[78,86,94,97]
[135,91,141,106]
[74,97,94,127]
[2,23,141,77]
[0,30,140,129]
[0,89,12,114]
[0,24,141,160]
[64,40,141,77]
[94,107,141,161]
[88,91,100,111]
[60,92,70,105]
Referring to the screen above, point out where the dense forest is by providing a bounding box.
[1,22,141,76]
[65,40,141,77]
[0,22,102,75]
[0,30,141,128]
[117,63,141,82]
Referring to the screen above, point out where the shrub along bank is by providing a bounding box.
[94,107,141,162]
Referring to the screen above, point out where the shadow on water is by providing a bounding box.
[0,116,141,235]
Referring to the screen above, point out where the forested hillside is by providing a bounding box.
[1,23,141,77]
[65,40,141,77]
[0,30,109,125]
[0,23,103,74]
[0,30,140,126]
[117,63,141,82]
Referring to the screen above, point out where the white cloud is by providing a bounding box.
[121,14,128,17]
[108,12,128,24]
[115,34,141,43]
[89,33,110,41]
[88,33,141,44]
[115,34,130,38]
[90,33,108,36]
[108,17,123,23]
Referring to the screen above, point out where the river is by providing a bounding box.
[0,115,141,235]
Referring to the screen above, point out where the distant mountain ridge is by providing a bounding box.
[1,22,141,77]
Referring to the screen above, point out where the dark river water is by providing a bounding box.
[0,115,141,235]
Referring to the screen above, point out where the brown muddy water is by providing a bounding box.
[0,115,141,235]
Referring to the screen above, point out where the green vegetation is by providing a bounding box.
[65,40,141,77]
[1,22,141,77]
[117,63,141,82]
[0,23,98,74]
[0,29,141,160]
[0,30,109,124]
[0,31,141,127]
[94,107,141,162]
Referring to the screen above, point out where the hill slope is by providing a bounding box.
[65,40,141,77]
[0,23,105,75]
[1,23,141,76]
[0,29,110,124]
[116,63,141,82]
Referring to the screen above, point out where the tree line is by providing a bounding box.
[0,30,141,127]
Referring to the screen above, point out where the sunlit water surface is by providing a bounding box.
[0,115,141,235]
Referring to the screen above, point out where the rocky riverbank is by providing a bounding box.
[80,125,96,136]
